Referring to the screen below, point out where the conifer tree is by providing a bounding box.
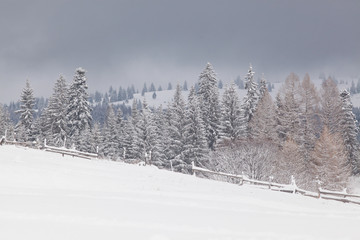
[339,89,360,175]
[258,74,267,99]
[183,86,208,171]
[320,77,342,135]
[241,64,259,137]
[151,106,167,168]
[220,83,244,141]
[168,85,186,168]
[128,99,143,160]
[198,62,221,150]
[16,80,35,141]
[275,73,302,144]
[101,105,119,160]
[43,75,68,146]
[0,105,13,139]
[66,68,92,146]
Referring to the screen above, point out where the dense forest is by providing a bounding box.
[0,64,359,192]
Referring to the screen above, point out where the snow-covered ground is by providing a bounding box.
[1,145,359,240]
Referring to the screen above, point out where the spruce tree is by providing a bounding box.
[15,80,35,141]
[101,105,119,160]
[183,86,208,171]
[0,104,13,139]
[43,75,68,146]
[275,73,302,144]
[168,85,186,168]
[220,83,244,141]
[241,64,259,137]
[66,68,92,147]
[339,89,360,175]
[198,62,221,150]
[320,77,342,135]
[151,106,167,168]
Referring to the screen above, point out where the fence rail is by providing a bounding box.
[192,162,360,205]
[2,138,98,160]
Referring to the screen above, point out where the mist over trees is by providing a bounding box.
[1,64,359,192]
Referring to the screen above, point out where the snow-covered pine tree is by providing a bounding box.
[258,73,267,99]
[42,75,68,146]
[101,105,119,160]
[15,80,35,141]
[138,99,157,164]
[320,77,343,135]
[275,73,302,144]
[115,109,125,160]
[249,89,277,141]
[241,64,259,137]
[183,86,208,172]
[129,99,143,160]
[339,89,360,175]
[220,83,244,142]
[151,106,167,168]
[311,126,350,191]
[122,118,136,160]
[168,85,187,170]
[66,68,92,147]
[0,104,13,139]
[197,62,221,150]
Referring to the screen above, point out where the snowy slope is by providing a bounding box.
[1,145,360,240]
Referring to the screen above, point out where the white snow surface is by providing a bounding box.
[1,145,360,240]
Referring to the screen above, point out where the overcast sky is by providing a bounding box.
[0,0,359,103]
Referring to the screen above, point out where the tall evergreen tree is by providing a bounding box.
[241,64,259,137]
[15,80,35,141]
[198,62,221,150]
[220,83,244,141]
[66,68,92,146]
[320,77,342,135]
[258,73,267,99]
[339,89,360,175]
[168,85,186,167]
[0,104,13,139]
[275,73,302,144]
[43,75,68,146]
[129,99,143,160]
[151,106,167,168]
[101,105,119,160]
[183,86,208,171]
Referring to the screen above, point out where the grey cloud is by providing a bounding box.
[1,0,359,103]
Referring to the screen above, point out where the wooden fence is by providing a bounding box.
[192,162,360,205]
[3,138,98,160]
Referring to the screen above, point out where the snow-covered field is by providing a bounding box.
[1,145,359,240]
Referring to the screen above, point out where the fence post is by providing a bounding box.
[316,178,321,198]
[291,175,297,194]
[269,176,273,189]
[192,161,196,177]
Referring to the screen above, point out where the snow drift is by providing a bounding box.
[0,145,359,240]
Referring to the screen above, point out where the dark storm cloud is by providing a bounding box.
[1,0,359,103]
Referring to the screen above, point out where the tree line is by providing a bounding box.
[0,63,359,192]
